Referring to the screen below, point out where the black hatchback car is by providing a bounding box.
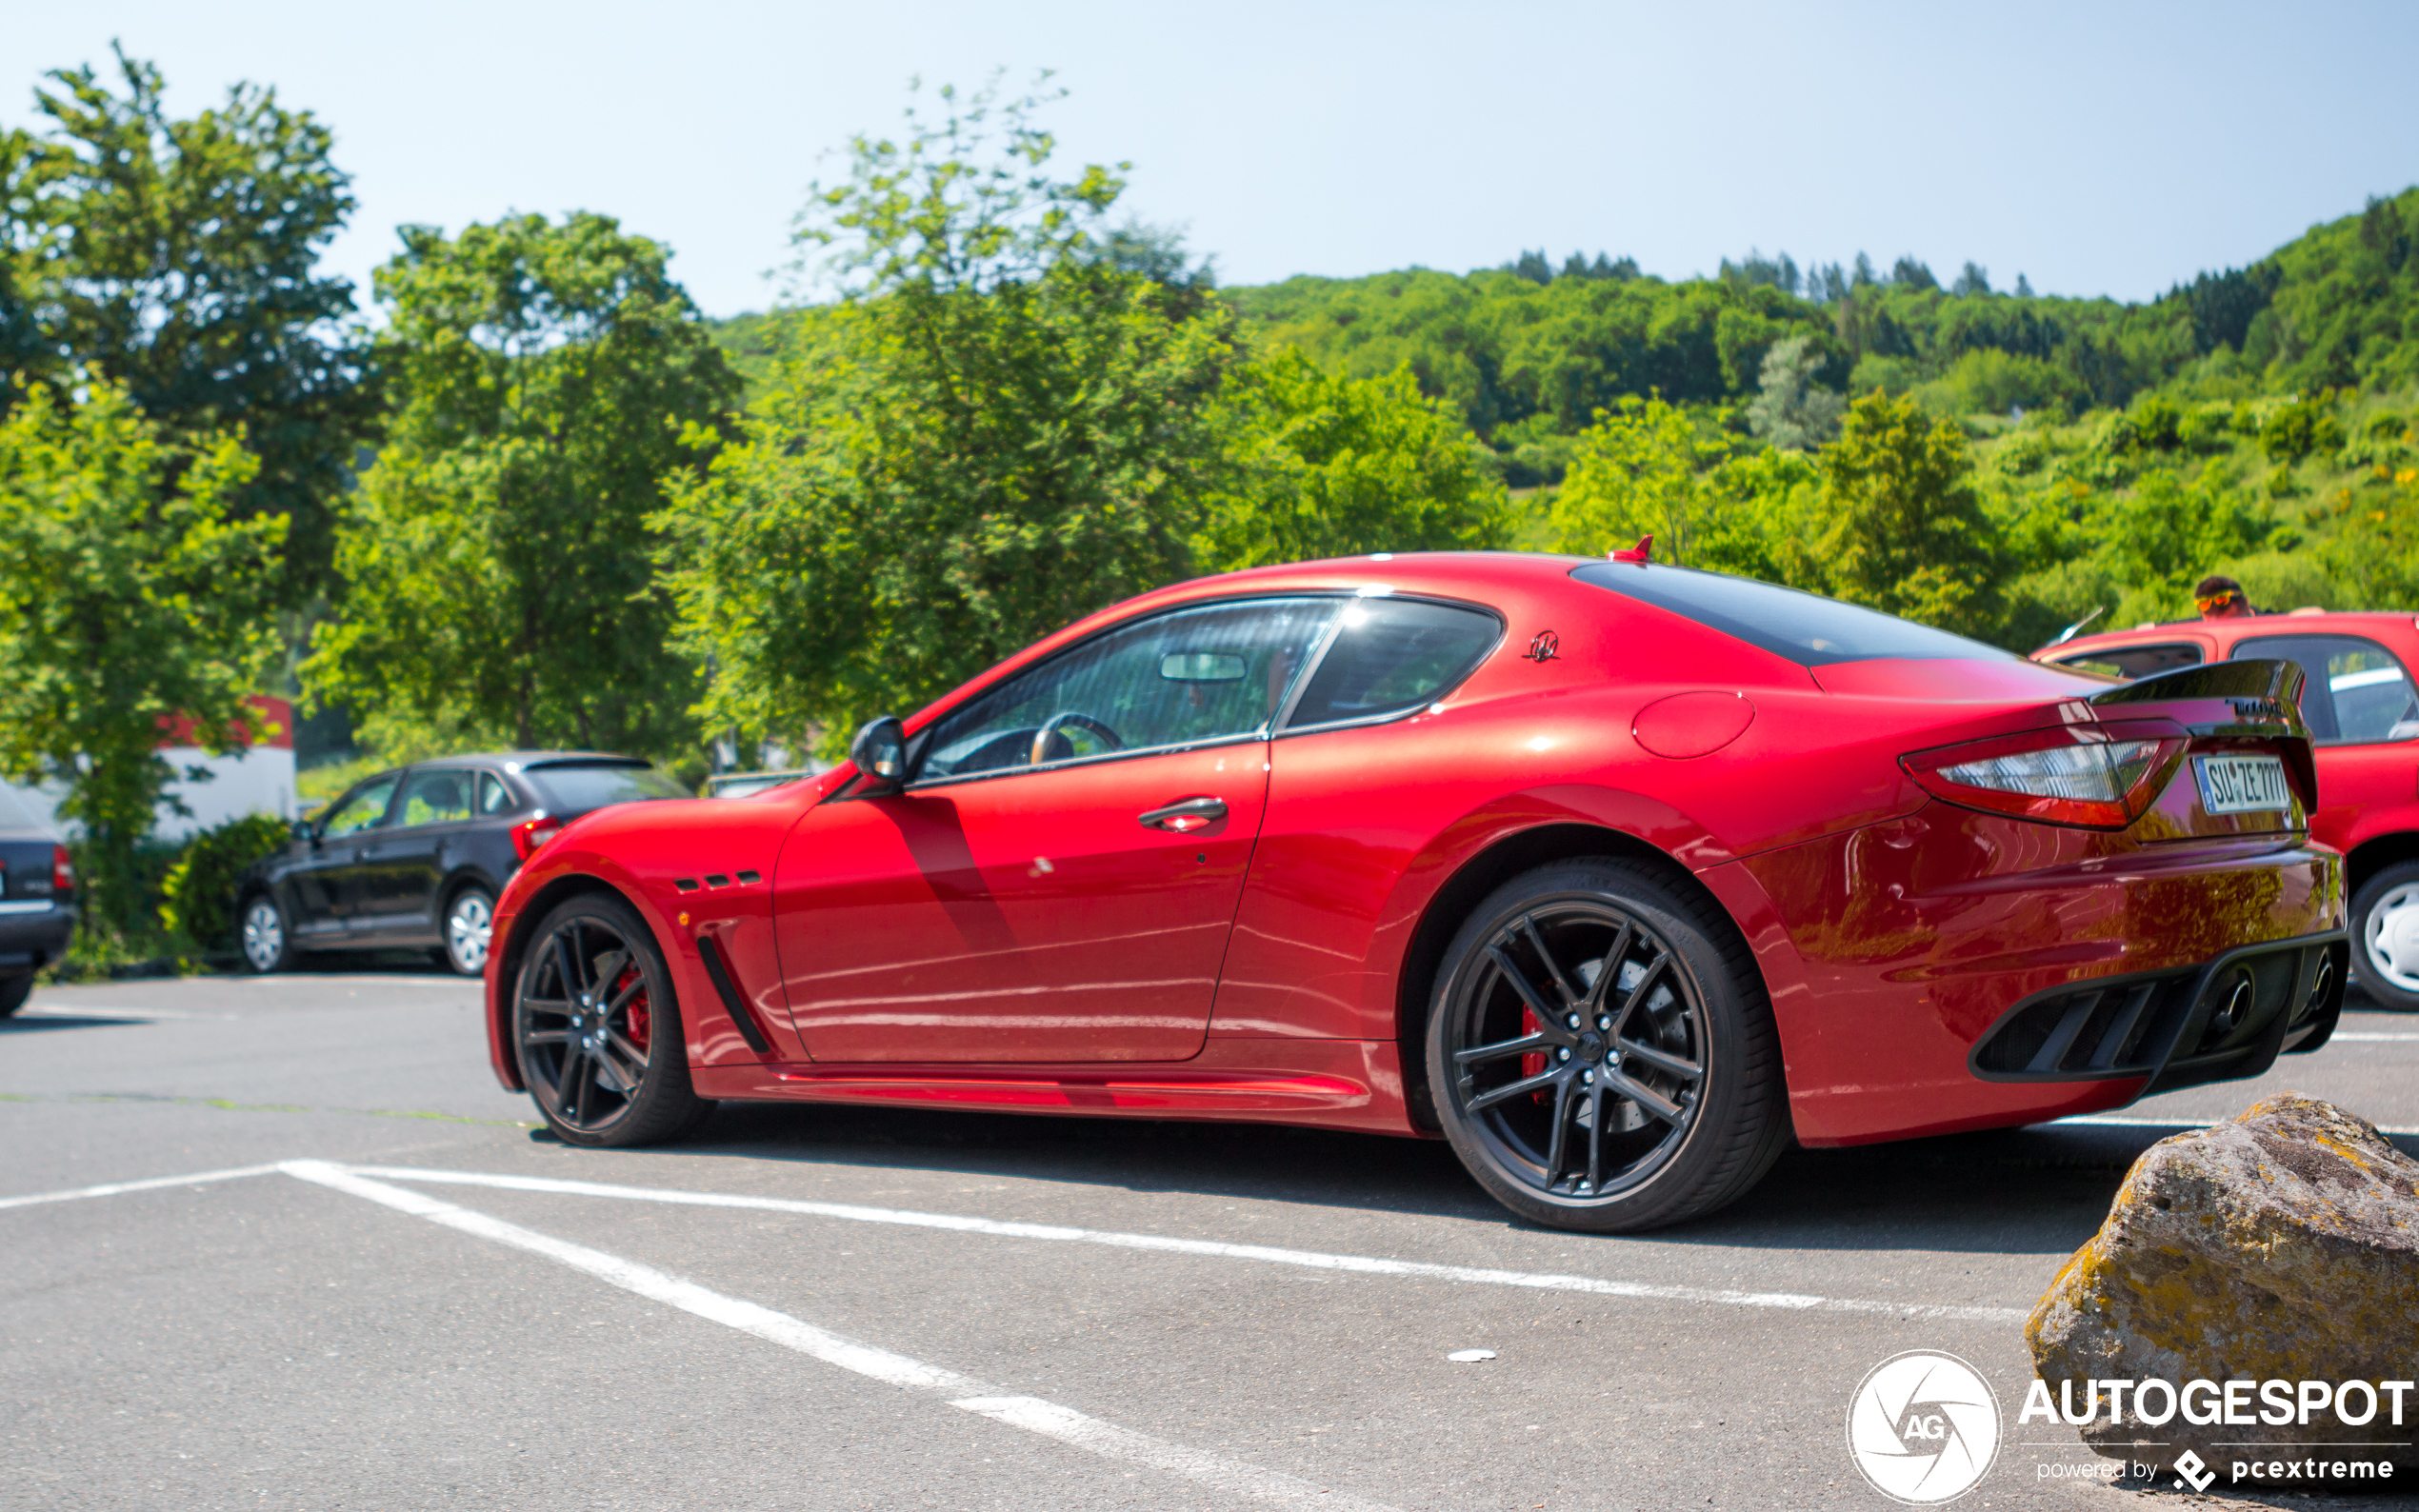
[236,753,690,976]
[0,785,75,1018]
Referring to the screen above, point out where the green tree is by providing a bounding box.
[308,212,738,758]
[1549,396,1736,562]
[0,46,375,605]
[1197,348,1506,570]
[658,81,1242,751]
[0,384,283,938]
[1811,390,2005,635]
[1744,335,1846,450]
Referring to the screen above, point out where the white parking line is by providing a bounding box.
[279,1161,1397,1512]
[0,1164,281,1210]
[20,1005,236,1022]
[344,1164,2029,1323]
[2050,1114,2419,1135]
[2331,1032,2419,1042]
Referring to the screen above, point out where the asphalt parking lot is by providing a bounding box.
[4,967,2415,1511]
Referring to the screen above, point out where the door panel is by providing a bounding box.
[290,775,399,939]
[775,746,1269,1063]
[356,768,474,940]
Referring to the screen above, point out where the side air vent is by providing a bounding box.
[1970,934,2346,1093]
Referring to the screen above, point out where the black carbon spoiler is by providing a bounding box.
[2087,657,2314,803]
[2086,657,2307,734]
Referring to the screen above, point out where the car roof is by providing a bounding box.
[401,751,653,771]
[892,551,1614,726]
[2044,610,2419,660]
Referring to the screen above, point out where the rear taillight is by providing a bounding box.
[511,814,564,862]
[1903,726,2186,828]
[51,845,74,894]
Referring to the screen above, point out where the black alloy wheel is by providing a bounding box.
[1428,860,1788,1232]
[513,894,707,1146]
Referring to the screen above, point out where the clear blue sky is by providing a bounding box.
[8,1,2417,318]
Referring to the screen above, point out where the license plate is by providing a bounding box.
[2194,755,2292,814]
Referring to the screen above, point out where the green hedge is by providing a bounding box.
[158,811,290,953]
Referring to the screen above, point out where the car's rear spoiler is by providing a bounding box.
[2087,657,2315,803]
[2086,656,2304,730]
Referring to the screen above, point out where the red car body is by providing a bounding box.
[484,554,2344,1183]
[2038,609,2419,1006]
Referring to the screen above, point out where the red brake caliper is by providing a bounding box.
[616,965,650,1050]
[1521,1005,1547,1098]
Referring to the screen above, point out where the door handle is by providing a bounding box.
[1138,797,1227,832]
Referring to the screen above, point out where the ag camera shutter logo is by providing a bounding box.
[1847,1350,2003,1503]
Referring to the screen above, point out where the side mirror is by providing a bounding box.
[849,716,909,792]
[291,817,317,846]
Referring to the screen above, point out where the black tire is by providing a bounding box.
[0,973,31,1019]
[441,885,496,977]
[512,892,707,1147]
[1426,858,1789,1233]
[238,892,293,974]
[2350,860,2419,1012]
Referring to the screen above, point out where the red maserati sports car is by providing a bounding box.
[483,552,2345,1231]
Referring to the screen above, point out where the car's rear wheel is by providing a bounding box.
[0,973,31,1020]
[239,894,292,974]
[1427,859,1788,1232]
[442,885,495,977]
[513,893,707,1146]
[2351,861,2419,1012]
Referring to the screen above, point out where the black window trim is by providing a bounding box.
[894,589,1502,793]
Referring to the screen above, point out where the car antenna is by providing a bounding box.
[2050,606,2106,645]
[1608,534,1653,564]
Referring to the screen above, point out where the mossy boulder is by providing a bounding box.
[2029,1095,2419,1472]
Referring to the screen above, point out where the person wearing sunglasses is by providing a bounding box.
[2194,574,2258,620]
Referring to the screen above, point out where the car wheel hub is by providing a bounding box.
[2367,884,2419,988]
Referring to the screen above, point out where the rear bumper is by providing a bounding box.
[1709,808,2345,1145]
[0,902,75,974]
[1968,929,2347,1094]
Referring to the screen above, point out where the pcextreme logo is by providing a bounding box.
[1847,1350,2003,1504]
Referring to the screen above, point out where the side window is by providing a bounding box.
[1282,598,1500,730]
[2233,634,2419,745]
[2053,643,2203,681]
[919,599,1339,783]
[319,776,400,838]
[475,772,515,815]
[394,769,473,827]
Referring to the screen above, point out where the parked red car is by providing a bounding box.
[485,554,2344,1231]
[2037,610,2419,1012]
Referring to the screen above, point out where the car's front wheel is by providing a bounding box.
[441,885,495,977]
[1427,859,1789,1232]
[239,894,292,974]
[2351,860,2419,1011]
[512,893,708,1146]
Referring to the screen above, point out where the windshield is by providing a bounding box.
[524,763,690,812]
[1572,562,2014,666]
